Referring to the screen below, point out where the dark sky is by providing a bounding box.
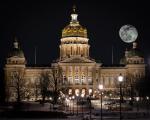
[0,0,150,69]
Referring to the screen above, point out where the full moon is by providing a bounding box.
[119,25,138,43]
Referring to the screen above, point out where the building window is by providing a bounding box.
[110,77,114,86]
[63,75,66,83]
[68,76,73,84]
[68,89,72,95]
[75,67,80,84]
[75,89,80,96]
[88,76,92,84]
[89,89,92,95]
[81,74,86,84]
[75,76,80,84]
[81,89,86,97]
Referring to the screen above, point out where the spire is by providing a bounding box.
[71,5,78,23]
[13,37,19,49]
[72,5,76,13]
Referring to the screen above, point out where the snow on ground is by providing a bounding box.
[0,118,150,120]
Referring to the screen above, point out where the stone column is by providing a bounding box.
[73,66,75,85]
[79,66,81,84]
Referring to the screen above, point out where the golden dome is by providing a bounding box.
[62,24,87,38]
[62,7,87,38]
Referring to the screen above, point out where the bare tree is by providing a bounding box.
[39,68,68,105]
[49,67,68,104]
[39,72,50,103]
[11,70,26,103]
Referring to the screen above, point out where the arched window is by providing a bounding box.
[68,89,72,95]
[89,88,92,95]
[75,89,80,96]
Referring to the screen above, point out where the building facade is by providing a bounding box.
[4,8,145,101]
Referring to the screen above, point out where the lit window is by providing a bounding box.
[68,76,73,84]
[75,75,80,84]
[75,89,80,96]
[68,89,72,95]
[88,76,92,84]
[89,89,92,95]
[81,89,86,97]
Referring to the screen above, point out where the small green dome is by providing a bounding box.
[8,48,24,58]
[127,48,143,58]
[8,39,24,58]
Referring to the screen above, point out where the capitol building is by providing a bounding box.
[4,7,145,102]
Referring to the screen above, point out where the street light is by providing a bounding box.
[81,94,84,117]
[76,94,79,116]
[88,89,92,120]
[69,97,72,114]
[118,73,124,120]
[136,97,140,113]
[72,96,75,115]
[99,84,104,120]
[65,98,69,112]
[146,96,149,115]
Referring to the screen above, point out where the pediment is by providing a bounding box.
[59,56,95,63]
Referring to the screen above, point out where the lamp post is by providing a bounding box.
[88,90,92,120]
[118,73,124,120]
[81,94,84,117]
[146,96,149,115]
[136,97,139,113]
[65,98,69,112]
[69,97,72,114]
[72,96,75,115]
[88,95,92,120]
[99,84,103,120]
[76,94,79,116]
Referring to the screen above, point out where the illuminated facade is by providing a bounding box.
[4,7,145,101]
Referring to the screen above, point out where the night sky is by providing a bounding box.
[0,0,150,70]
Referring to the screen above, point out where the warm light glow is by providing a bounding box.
[49,97,52,100]
[146,96,149,100]
[136,97,140,101]
[75,89,80,96]
[81,89,85,96]
[99,84,103,90]
[69,89,72,95]
[71,14,78,21]
[118,74,123,82]
[81,93,84,97]
[89,89,92,95]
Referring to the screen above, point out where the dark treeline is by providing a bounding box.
[135,66,150,97]
[0,69,5,102]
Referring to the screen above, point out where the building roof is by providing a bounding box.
[8,39,25,58]
[101,64,125,67]
[62,6,87,38]
[127,48,143,58]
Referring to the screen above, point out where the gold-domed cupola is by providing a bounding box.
[62,6,87,38]
[59,6,90,60]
